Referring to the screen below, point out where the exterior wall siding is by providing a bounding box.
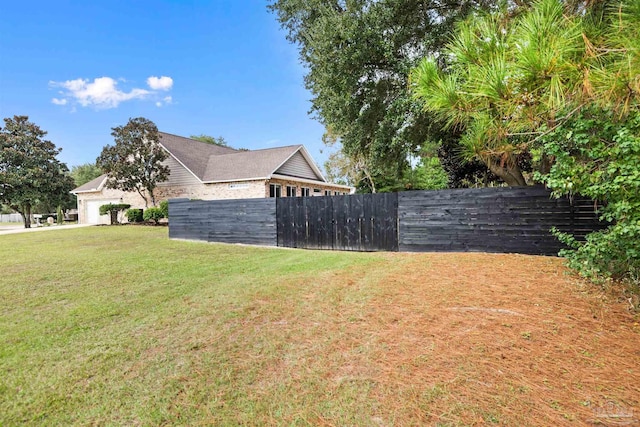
[156,156,201,187]
[275,151,320,180]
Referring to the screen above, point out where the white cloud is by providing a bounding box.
[155,96,173,108]
[50,77,150,109]
[50,75,175,109]
[147,76,173,91]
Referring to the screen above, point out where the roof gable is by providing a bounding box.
[71,174,108,193]
[274,150,324,181]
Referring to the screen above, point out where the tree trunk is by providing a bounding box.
[136,188,149,208]
[21,204,32,228]
[538,153,553,175]
[487,158,528,186]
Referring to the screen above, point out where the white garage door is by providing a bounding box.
[85,200,119,224]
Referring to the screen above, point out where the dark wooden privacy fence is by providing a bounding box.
[169,198,276,246]
[168,187,605,255]
[276,193,398,251]
[398,186,604,255]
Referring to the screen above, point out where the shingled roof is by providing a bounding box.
[72,132,328,193]
[158,132,238,180]
[72,173,107,193]
[158,132,325,183]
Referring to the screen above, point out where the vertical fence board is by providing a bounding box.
[275,193,399,252]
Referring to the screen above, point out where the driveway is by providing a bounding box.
[0,224,94,236]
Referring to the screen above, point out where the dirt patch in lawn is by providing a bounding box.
[322,253,640,426]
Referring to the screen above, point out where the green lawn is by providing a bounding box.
[0,227,393,425]
[1,226,638,425]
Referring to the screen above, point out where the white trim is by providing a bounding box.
[270,174,352,190]
[201,177,268,184]
[271,146,327,183]
[297,145,328,182]
[70,176,108,194]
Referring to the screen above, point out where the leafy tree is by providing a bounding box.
[410,157,449,191]
[437,137,500,188]
[0,115,75,228]
[322,137,377,191]
[414,0,640,282]
[190,134,230,147]
[539,108,640,284]
[97,117,169,207]
[70,163,103,187]
[269,0,496,190]
[190,134,248,151]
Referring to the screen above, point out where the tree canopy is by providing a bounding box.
[190,134,230,147]
[0,115,75,228]
[269,0,495,191]
[414,0,640,282]
[97,117,169,207]
[70,162,103,187]
[190,134,248,151]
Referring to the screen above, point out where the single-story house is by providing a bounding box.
[71,132,353,224]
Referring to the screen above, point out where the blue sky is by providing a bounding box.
[0,1,331,169]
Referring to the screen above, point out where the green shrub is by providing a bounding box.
[539,108,640,286]
[99,203,131,225]
[126,208,143,223]
[143,207,165,225]
[159,200,169,218]
[56,206,64,225]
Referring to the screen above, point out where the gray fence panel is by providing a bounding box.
[398,186,605,255]
[276,193,398,251]
[169,187,605,256]
[0,213,22,223]
[169,198,277,246]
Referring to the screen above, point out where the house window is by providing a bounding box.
[334,191,340,196]
[286,185,297,197]
[269,184,281,198]
[313,188,321,193]
[324,190,331,196]
[301,187,310,197]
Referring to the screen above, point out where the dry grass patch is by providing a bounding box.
[0,227,638,426]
